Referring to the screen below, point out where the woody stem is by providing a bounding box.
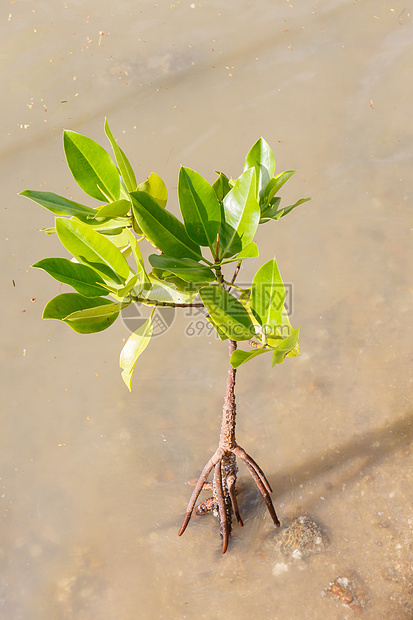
[219,339,238,451]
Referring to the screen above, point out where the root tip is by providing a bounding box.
[178,513,191,536]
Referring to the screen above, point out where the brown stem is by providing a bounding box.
[219,340,238,451]
[227,260,242,293]
[214,235,220,263]
[133,299,205,308]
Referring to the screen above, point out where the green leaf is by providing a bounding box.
[105,228,134,249]
[263,171,295,206]
[151,267,190,292]
[94,199,131,218]
[130,191,202,261]
[150,269,197,292]
[43,293,118,333]
[230,347,271,368]
[219,242,259,265]
[243,138,276,198]
[218,168,260,259]
[141,276,199,305]
[73,217,129,235]
[178,167,221,249]
[104,118,137,192]
[120,318,153,390]
[149,255,215,283]
[19,190,96,218]
[212,172,232,203]
[261,197,311,223]
[274,197,312,220]
[137,172,168,208]
[260,197,281,223]
[55,217,130,285]
[65,300,127,320]
[235,242,259,260]
[271,327,300,366]
[33,257,107,297]
[205,314,228,341]
[265,307,295,342]
[250,258,285,335]
[63,130,120,202]
[200,286,254,341]
[100,274,141,299]
[124,229,151,290]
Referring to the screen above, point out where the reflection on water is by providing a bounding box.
[1,1,412,618]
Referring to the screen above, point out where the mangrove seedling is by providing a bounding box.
[21,120,311,553]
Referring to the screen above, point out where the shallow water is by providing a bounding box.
[1,1,412,618]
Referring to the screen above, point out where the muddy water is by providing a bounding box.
[1,1,412,618]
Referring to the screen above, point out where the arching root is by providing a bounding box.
[178,444,280,553]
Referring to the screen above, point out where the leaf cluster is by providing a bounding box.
[20,120,310,389]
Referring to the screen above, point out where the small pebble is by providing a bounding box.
[324,572,368,613]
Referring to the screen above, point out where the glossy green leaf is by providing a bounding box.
[155,269,203,294]
[212,172,232,203]
[104,119,137,192]
[219,242,259,265]
[105,228,134,249]
[271,327,300,366]
[65,300,127,320]
[243,138,276,198]
[150,269,189,291]
[55,217,130,284]
[178,167,221,249]
[265,307,295,342]
[94,199,131,218]
[121,246,132,260]
[43,293,118,333]
[131,191,202,261]
[149,255,215,283]
[218,167,260,259]
[100,274,141,299]
[267,326,300,359]
[137,172,168,208]
[124,229,151,291]
[285,337,300,358]
[272,197,312,220]
[19,190,96,218]
[260,197,281,223]
[250,258,285,334]
[140,276,199,305]
[235,242,259,260]
[263,171,295,206]
[120,318,153,390]
[33,257,107,297]
[200,286,254,341]
[205,314,228,341]
[63,130,120,202]
[230,347,271,368]
[72,217,129,235]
